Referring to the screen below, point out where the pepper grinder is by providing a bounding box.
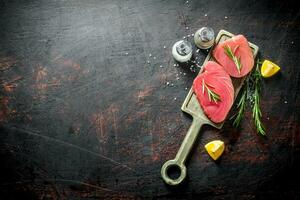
[172,40,193,63]
[194,27,215,49]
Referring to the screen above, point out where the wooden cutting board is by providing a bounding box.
[161,30,259,185]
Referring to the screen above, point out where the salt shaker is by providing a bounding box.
[172,40,193,63]
[194,27,215,49]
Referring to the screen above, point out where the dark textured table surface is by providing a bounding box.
[0,0,299,199]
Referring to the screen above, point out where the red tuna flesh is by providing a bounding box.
[213,35,254,78]
[193,61,234,123]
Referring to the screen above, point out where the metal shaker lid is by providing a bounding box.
[176,40,192,56]
[198,27,214,42]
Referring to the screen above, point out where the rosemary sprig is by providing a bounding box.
[202,79,221,103]
[224,45,242,73]
[251,61,266,136]
[232,83,247,127]
[231,59,266,136]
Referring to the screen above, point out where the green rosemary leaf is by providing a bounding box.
[224,45,242,74]
[203,80,221,103]
[224,45,234,59]
[232,59,266,136]
[232,82,247,127]
[251,60,266,136]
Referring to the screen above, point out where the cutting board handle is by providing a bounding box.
[161,118,204,185]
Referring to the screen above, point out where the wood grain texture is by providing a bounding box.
[0,0,299,199]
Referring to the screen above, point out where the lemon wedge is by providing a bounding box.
[261,60,280,78]
[205,140,225,161]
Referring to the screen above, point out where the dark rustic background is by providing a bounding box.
[0,0,299,199]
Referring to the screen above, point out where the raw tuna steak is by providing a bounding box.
[193,61,234,123]
[213,35,254,78]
